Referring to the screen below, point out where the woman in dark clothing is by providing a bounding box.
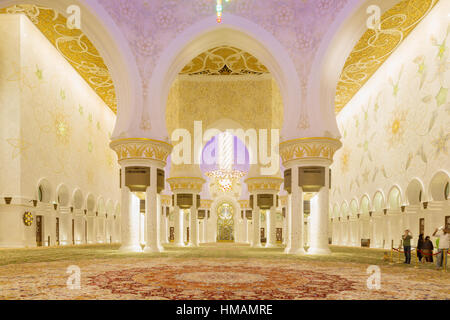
[417,234,425,262]
[422,236,434,263]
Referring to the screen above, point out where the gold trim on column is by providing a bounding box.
[279,195,288,207]
[200,199,213,209]
[161,195,172,206]
[166,177,205,193]
[110,138,172,163]
[244,177,283,193]
[238,200,250,209]
[279,137,342,166]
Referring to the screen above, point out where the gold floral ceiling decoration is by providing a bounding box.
[0,4,117,113]
[180,46,269,76]
[335,0,438,113]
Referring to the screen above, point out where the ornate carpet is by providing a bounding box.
[0,257,448,299]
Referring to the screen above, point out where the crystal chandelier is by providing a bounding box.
[206,169,246,192]
[205,131,245,192]
[216,0,231,23]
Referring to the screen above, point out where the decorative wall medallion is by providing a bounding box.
[23,212,33,226]
[110,138,172,164]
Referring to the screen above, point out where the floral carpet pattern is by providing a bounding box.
[87,262,356,300]
[0,244,448,300]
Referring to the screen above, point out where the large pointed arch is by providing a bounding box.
[145,13,303,142]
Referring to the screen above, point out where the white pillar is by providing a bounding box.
[199,220,204,243]
[174,201,184,247]
[308,178,331,254]
[119,188,141,252]
[282,208,287,245]
[285,166,305,254]
[144,168,163,253]
[160,206,168,244]
[243,215,249,243]
[203,216,207,243]
[252,204,262,248]
[266,205,277,247]
[188,197,199,247]
[284,198,292,252]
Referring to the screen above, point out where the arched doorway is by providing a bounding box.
[217,203,234,242]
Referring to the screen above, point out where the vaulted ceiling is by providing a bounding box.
[1,1,439,116]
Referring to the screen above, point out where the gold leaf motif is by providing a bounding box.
[279,138,342,165]
[335,0,438,113]
[0,5,117,113]
[180,46,269,76]
[110,139,172,163]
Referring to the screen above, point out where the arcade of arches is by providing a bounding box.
[0,0,449,300]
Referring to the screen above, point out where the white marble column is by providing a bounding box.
[198,220,204,243]
[203,216,207,243]
[286,166,305,254]
[308,170,331,254]
[247,216,253,246]
[282,208,287,245]
[144,167,163,253]
[243,214,249,243]
[266,205,277,247]
[188,197,199,247]
[160,206,168,244]
[252,204,262,248]
[174,196,184,246]
[284,195,292,252]
[119,187,142,252]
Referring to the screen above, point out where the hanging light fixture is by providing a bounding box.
[216,0,231,23]
[205,131,245,192]
[206,169,246,192]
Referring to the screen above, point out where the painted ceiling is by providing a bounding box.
[335,0,438,113]
[0,4,117,114]
[180,46,269,76]
[0,1,440,116]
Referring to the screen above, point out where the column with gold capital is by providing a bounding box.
[279,137,341,255]
[166,177,205,248]
[110,138,172,253]
[245,176,283,249]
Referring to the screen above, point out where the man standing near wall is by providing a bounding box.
[402,230,412,264]
[433,227,449,269]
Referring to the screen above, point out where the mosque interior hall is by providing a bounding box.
[0,0,449,300]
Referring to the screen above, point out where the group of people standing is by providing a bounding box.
[402,227,449,269]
